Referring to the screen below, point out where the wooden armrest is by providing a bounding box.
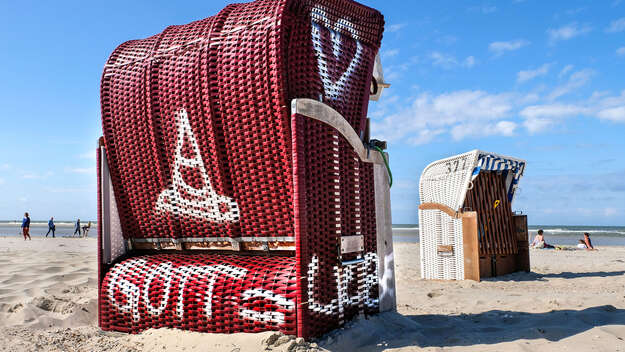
[418,202,463,219]
[291,98,386,165]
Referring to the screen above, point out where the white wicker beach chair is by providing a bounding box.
[418,150,528,281]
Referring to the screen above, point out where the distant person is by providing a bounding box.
[530,229,554,249]
[21,212,32,240]
[576,239,587,249]
[583,232,595,250]
[81,221,92,238]
[74,218,81,237]
[46,217,56,238]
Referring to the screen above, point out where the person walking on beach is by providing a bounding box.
[74,218,81,237]
[46,217,56,238]
[21,212,32,240]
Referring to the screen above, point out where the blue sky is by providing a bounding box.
[0,1,624,225]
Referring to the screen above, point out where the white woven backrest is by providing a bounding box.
[419,150,480,210]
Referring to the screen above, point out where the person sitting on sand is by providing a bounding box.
[21,212,32,241]
[73,218,81,237]
[583,232,595,250]
[530,229,554,249]
[46,217,56,238]
[577,239,587,249]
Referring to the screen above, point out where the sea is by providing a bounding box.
[1,221,624,246]
[392,224,625,246]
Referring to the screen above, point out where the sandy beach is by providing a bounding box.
[0,236,624,351]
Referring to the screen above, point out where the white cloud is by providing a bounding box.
[547,23,592,42]
[488,39,530,56]
[430,52,457,69]
[520,104,587,133]
[548,68,594,100]
[517,63,551,83]
[585,90,625,123]
[604,207,618,217]
[519,90,625,133]
[408,129,445,145]
[469,5,497,14]
[387,24,406,33]
[0,163,10,170]
[430,52,476,69]
[522,117,558,134]
[371,90,515,145]
[0,178,4,185]
[464,56,476,68]
[606,17,625,33]
[66,167,96,175]
[22,171,54,180]
[78,151,96,160]
[382,49,399,59]
[617,47,625,56]
[520,104,587,119]
[451,120,517,140]
[597,106,625,122]
[45,186,92,193]
[558,64,574,78]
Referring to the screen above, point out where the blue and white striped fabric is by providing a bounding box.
[471,154,525,201]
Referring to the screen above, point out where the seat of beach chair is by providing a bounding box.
[101,253,298,334]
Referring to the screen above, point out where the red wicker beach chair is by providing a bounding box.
[97,0,394,338]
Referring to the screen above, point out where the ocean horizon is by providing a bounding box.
[1,221,623,246]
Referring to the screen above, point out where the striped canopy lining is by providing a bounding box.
[471,154,525,201]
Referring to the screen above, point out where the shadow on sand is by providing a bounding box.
[483,270,625,282]
[318,306,625,351]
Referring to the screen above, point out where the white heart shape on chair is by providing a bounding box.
[311,5,363,99]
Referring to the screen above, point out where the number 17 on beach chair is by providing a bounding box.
[418,150,529,281]
[96,0,395,339]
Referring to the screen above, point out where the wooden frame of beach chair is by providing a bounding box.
[418,150,529,281]
[96,0,395,339]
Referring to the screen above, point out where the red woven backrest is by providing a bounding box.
[100,0,384,241]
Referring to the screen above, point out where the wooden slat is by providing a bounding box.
[132,240,296,252]
[463,171,520,257]
[462,212,480,281]
[489,174,506,254]
[488,174,505,254]
[495,173,517,254]
[513,215,530,272]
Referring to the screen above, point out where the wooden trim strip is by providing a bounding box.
[418,202,462,219]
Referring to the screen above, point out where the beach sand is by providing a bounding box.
[0,237,624,351]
